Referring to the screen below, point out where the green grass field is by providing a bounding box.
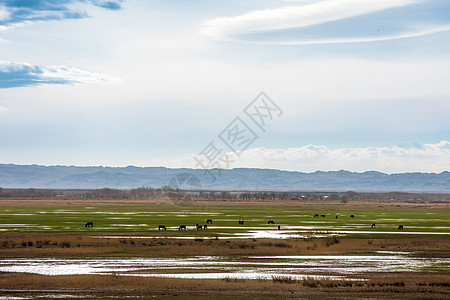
[1,204,449,237]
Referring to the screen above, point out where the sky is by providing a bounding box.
[0,0,449,174]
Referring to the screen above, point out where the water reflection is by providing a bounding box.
[0,253,447,279]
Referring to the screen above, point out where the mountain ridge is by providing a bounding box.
[0,163,449,192]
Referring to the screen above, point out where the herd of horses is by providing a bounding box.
[313,213,404,230]
[84,214,405,231]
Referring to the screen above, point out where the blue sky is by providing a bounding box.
[0,0,449,173]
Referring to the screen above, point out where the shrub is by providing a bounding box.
[272,276,297,284]
[60,241,71,248]
[325,236,340,247]
[274,242,292,248]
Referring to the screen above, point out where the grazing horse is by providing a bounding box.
[350,215,355,218]
[238,220,244,225]
[277,225,281,230]
[206,219,213,224]
[314,214,319,218]
[85,222,93,227]
[398,225,404,230]
[371,223,376,228]
[196,224,203,230]
[268,220,275,224]
[178,225,186,231]
[320,215,325,218]
[158,225,166,231]
[203,224,207,230]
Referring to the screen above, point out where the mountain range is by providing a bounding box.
[0,164,449,192]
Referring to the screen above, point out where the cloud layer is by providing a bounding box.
[0,0,122,30]
[231,141,450,173]
[0,61,118,88]
[201,0,450,44]
[158,141,450,174]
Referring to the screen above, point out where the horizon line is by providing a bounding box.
[1,162,448,175]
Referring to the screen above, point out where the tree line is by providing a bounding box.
[0,187,448,202]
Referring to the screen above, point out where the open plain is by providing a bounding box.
[0,198,449,299]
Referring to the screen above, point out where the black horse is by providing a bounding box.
[178,225,186,231]
[371,223,376,228]
[320,215,325,218]
[85,222,93,227]
[398,225,404,230]
[203,224,207,230]
[268,220,275,224]
[158,225,166,231]
[314,214,319,218]
[238,220,244,225]
[196,224,203,230]
[206,219,213,224]
[350,215,355,218]
[277,225,281,230]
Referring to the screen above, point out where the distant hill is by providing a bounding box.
[0,164,449,192]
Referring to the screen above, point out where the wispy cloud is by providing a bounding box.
[0,61,119,88]
[201,0,450,44]
[0,0,123,30]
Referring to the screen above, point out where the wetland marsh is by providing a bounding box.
[0,199,448,299]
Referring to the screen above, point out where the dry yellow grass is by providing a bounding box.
[0,197,448,210]
[0,273,448,299]
[0,233,449,258]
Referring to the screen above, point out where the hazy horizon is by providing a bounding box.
[1,162,449,176]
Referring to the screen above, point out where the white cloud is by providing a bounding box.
[244,25,450,45]
[154,141,450,174]
[201,0,418,40]
[200,0,450,45]
[0,7,9,21]
[229,141,450,173]
[0,61,120,88]
[40,64,120,84]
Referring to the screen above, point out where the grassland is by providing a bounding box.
[0,198,449,299]
[0,199,448,235]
